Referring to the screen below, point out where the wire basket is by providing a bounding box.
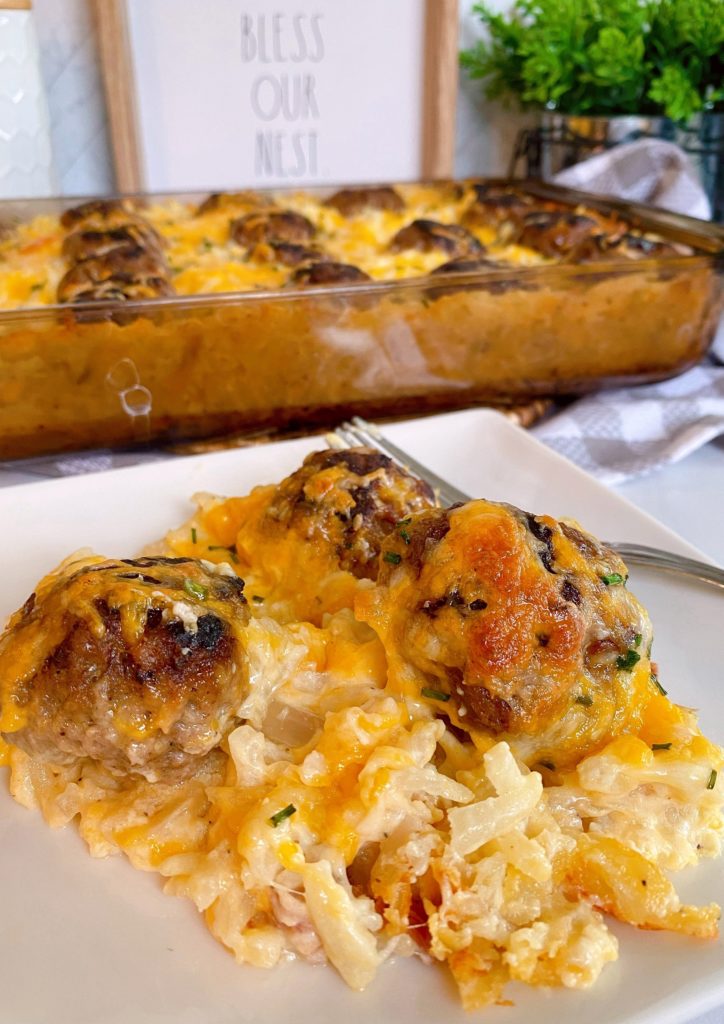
[510,113,724,221]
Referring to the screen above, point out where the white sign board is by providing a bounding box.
[122,0,447,192]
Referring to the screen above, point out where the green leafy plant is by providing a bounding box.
[460,0,724,121]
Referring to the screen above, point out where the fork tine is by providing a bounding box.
[339,417,471,507]
[329,424,360,449]
[325,430,349,450]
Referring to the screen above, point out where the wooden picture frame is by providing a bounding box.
[92,0,459,193]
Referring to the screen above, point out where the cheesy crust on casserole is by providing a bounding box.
[0,182,713,464]
[0,450,721,1009]
[0,182,687,311]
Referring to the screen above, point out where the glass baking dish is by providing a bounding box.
[0,179,721,460]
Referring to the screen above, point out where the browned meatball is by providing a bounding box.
[60,276,175,304]
[461,186,536,231]
[357,501,654,770]
[388,219,484,258]
[515,211,605,259]
[62,223,165,263]
[431,256,501,275]
[251,241,329,268]
[60,198,143,231]
[195,190,274,216]
[233,448,435,622]
[230,209,316,248]
[289,261,371,285]
[428,256,516,297]
[324,186,404,216]
[0,555,250,781]
[267,449,434,579]
[57,249,173,303]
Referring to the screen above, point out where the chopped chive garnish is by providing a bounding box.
[652,742,672,750]
[183,579,208,601]
[208,544,239,564]
[707,769,717,791]
[538,760,556,771]
[384,551,402,565]
[617,649,641,671]
[651,673,668,696]
[601,572,625,586]
[575,693,593,707]
[421,687,450,702]
[202,238,213,250]
[30,281,43,292]
[252,595,264,603]
[398,517,412,526]
[269,804,296,827]
[191,527,197,544]
[399,528,411,544]
[633,633,642,647]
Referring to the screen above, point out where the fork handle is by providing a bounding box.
[606,543,724,590]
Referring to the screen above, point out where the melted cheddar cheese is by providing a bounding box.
[0,183,552,309]
[1,464,722,1010]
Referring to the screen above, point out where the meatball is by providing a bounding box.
[62,223,165,263]
[59,276,175,304]
[0,555,250,781]
[428,256,517,297]
[230,210,316,247]
[288,261,371,286]
[515,211,606,260]
[324,186,404,216]
[195,190,274,216]
[430,256,501,275]
[388,219,484,258]
[57,249,173,303]
[60,199,144,232]
[266,449,435,578]
[356,501,654,769]
[233,448,435,623]
[251,241,329,268]
[461,186,536,232]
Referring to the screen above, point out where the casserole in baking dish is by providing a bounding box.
[0,179,721,459]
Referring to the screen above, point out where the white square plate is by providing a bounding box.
[0,409,722,1024]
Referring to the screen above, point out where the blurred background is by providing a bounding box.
[0,0,553,195]
[1,0,721,216]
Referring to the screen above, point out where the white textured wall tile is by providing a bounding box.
[0,9,56,197]
[33,0,114,195]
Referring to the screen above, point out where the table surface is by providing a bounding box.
[1,433,722,1024]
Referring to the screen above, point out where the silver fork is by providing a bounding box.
[328,417,724,592]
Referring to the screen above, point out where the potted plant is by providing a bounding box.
[460,0,723,215]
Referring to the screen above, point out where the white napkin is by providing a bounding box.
[533,362,724,485]
[535,140,721,483]
[553,137,711,220]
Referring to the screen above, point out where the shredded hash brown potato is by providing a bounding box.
[0,448,722,1010]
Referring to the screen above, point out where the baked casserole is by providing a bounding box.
[0,447,721,1009]
[0,180,720,459]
